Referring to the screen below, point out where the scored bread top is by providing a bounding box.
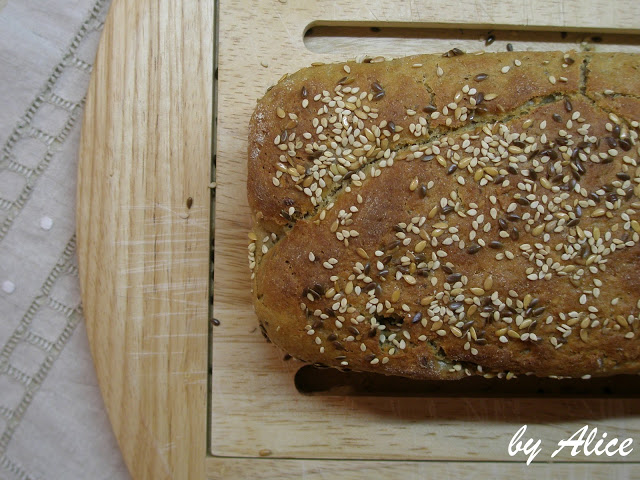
[247,51,640,380]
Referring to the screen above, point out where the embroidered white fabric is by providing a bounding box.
[0,0,129,478]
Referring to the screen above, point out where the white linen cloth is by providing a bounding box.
[0,0,130,478]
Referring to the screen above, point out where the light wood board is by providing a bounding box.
[77,0,212,479]
[77,0,640,478]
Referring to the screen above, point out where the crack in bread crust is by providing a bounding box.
[252,92,636,267]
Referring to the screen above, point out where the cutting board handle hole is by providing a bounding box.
[304,23,640,55]
[294,365,640,398]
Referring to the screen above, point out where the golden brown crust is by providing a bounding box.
[586,52,640,99]
[247,51,640,380]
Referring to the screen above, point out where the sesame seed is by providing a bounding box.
[484,276,493,290]
[404,275,417,285]
[391,289,401,302]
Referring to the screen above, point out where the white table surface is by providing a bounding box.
[0,0,130,478]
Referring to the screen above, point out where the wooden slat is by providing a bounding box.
[206,457,640,479]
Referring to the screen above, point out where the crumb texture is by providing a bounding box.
[247,51,640,380]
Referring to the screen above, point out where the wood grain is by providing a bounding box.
[206,457,640,479]
[78,0,640,478]
[76,0,213,479]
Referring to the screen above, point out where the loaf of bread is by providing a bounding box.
[247,50,640,380]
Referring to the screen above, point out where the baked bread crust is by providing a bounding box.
[247,51,640,380]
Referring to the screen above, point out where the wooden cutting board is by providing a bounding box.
[77,1,640,478]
